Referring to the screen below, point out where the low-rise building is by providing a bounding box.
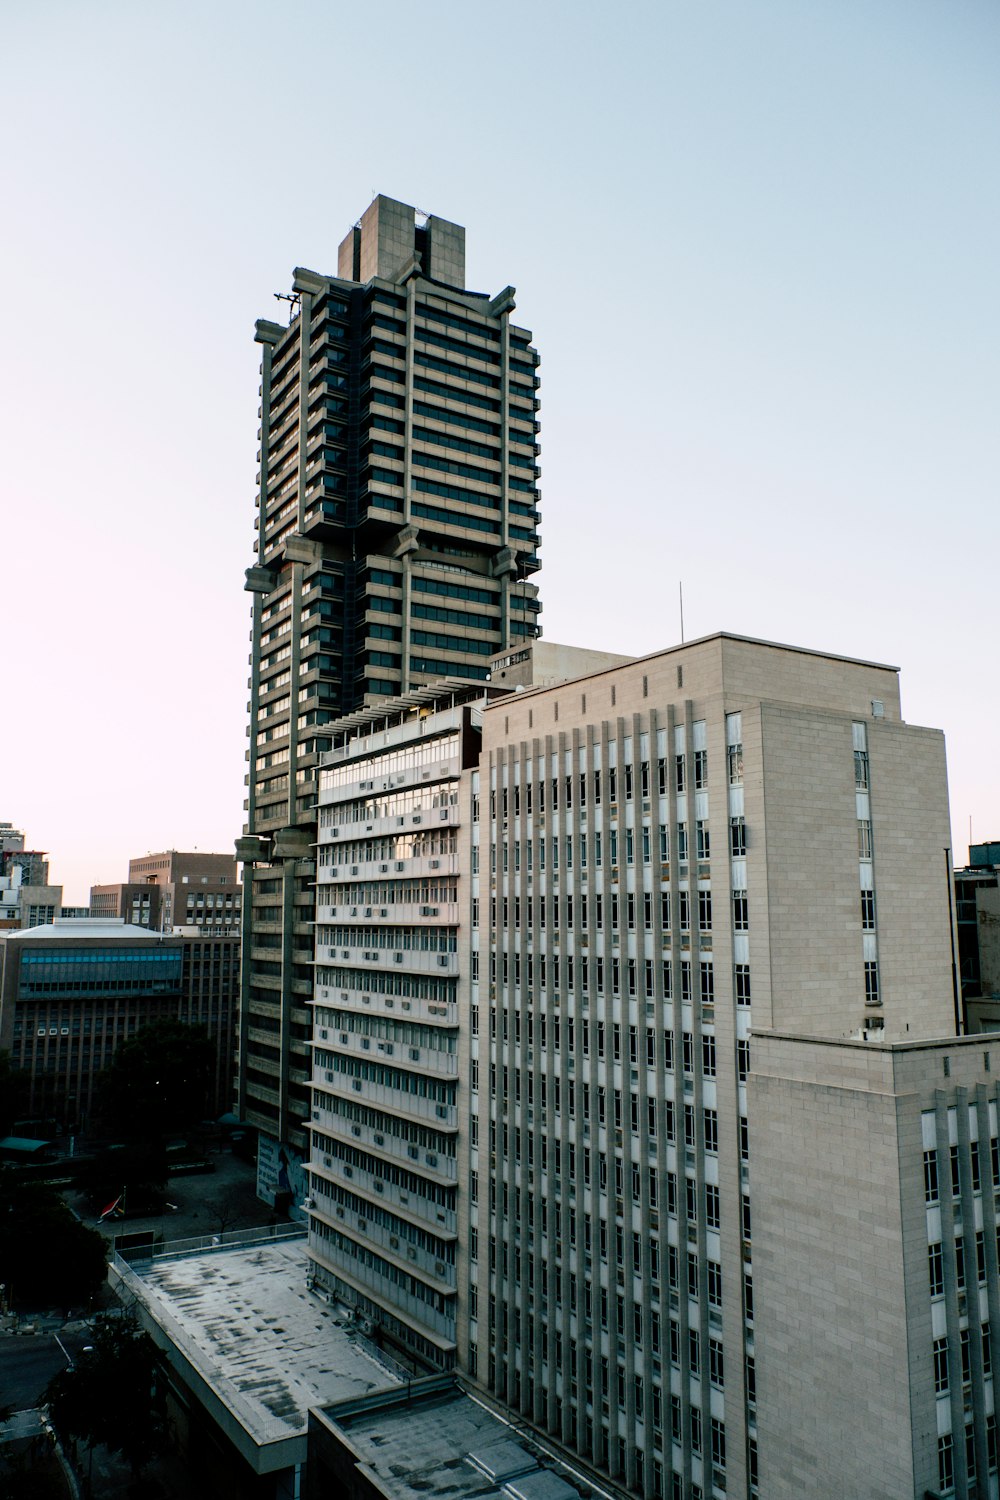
[111,1230,404,1499]
[91,850,241,937]
[0,918,239,1125]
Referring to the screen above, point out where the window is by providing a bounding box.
[694,749,708,789]
[737,1038,750,1082]
[858,820,873,859]
[704,1109,719,1154]
[733,889,748,930]
[728,743,743,785]
[702,1034,716,1077]
[861,889,876,930]
[735,964,751,1006]
[864,960,880,1006]
[706,1183,720,1229]
[938,1435,953,1493]
[929,1242,944,1297]
[677,824,688,863]
[923,1149,939,1204]
[933,1337,949,1394]
[696,821,710,860]
[707,1260,722,1307]
[709,1337,724,1388]
[854,748,869,789]
[730,817,746,856]
[675,755,686,793]
[698,889,712,931]
[711,1417,726,1471]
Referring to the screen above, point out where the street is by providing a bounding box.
[0,1323,94,1411]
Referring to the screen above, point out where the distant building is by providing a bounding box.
[0,822,23,854]
[0,824,62,930]
[91,850,241,936]
[957,843,1000,1033]
[0,918,239,1126]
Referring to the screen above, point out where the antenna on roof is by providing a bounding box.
[679,581,685,644]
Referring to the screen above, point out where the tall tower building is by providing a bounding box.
[237,197,542,1196]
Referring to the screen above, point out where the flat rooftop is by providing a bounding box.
[113,1235,403,1469]
[321,1377,613,1500]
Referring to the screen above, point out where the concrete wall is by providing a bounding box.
[750,1034,917,1499]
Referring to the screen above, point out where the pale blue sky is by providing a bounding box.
[3,0,998,902]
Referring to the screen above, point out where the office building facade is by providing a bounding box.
[307,684,488,1365]
[0,919,241,1126]
[92,850,241,936]
[237,195,542,1196]
[956,844,1000,1034]
[461,634,958,1500]
[0,920,185,1127]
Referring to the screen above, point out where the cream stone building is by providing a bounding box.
[461,633,966,1500]
[295,631,981,1500]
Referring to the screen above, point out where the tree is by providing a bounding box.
[97,1020,215,1141]
[0,1173,106,1310]
[44,1310,170,1486]
[203,1187,246,1237]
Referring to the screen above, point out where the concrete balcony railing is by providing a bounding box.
[317,901,459,928]
[316,852,460,884]
[319,804,459,842]
[313,1036,457,1081]
[310,1112,457,1187]
[306,1241,455,1347]
[313,990,457,1030]
[316,943,458,978]
[308,1197,455,1292]
[310,1155,456,1238]
[312,1081,456,1133]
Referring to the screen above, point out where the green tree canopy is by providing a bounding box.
[0,1174,106,1309]
[44,1310,170,1481]
[97,1019,215,1140]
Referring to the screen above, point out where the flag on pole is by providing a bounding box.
[98,1193,124,1221]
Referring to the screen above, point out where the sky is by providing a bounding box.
[3,0,998,903]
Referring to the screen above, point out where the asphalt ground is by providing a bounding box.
[0,1324,94,1410]
[66,1147,272,1253]
[0,1152,279,1495]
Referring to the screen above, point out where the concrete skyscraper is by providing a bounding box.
[236,196,542,1198]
